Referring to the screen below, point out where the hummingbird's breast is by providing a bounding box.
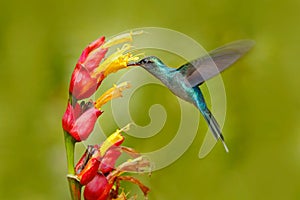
[164,72,195,104]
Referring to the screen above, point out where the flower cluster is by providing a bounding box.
[63,31,141,142]
[62,82,130,142]
[69,32,141,101]
[74,126,151,200]
[62,31,151,200]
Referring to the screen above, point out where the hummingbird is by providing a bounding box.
[128,40,254,152]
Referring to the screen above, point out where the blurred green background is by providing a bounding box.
[1,0,300,199]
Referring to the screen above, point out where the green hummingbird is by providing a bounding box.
[128,40,254,152]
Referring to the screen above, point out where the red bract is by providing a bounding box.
[75,145,100,174]
[75,147,122,185]
[84,173,113,200]
[75,146,100,185]
[62,102,102,141]
[69,37,108,100]
[77,156,100,185]
[63,82,131,142]
[99,146,122,174]
[75,131,125,185]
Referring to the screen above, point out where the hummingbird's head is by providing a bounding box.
[128,56,164,70]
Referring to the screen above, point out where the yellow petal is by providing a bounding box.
[91,31,143,78]
[92,44,131,77]
[99,124,131,156]
[103,52,140,77]
[99,132,123,157]
[94,82,131,109]
[102,30,143,48]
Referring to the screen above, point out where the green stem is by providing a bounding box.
[67,176,82,200]
[64,131,82,200]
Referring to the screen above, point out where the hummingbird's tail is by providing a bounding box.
[202,108,229,152]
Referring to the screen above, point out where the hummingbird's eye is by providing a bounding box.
[140,60,146,64]
[139,58,154,65]
[145,59,153,64]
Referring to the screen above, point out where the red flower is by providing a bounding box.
[75,130,125,185]
[74,127,151,200]
[63,82,131,142]
[69,37,108,100]
[74,146,124,186]
[62,102,102,142]
[69,32,141,100]
[83,156,151,200]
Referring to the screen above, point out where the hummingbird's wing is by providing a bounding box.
[177,40,255,87]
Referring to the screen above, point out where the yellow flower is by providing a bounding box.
[92,31,143,79]
[102,30,143,48]
[99,124,131,157]
[94,82,131,109]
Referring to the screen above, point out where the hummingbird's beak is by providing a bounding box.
[127,61,140,66]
